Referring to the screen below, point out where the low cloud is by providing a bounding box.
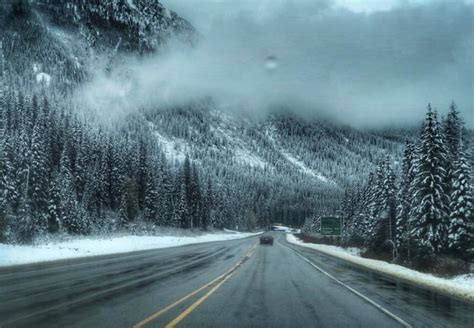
[77,0,474,127]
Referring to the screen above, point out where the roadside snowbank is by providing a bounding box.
[0,231,262,267]
[287,234,474,302]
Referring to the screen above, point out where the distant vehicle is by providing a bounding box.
[260,235,274,245]
[270,225,289,232]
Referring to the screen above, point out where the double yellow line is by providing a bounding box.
[133,242,258,328]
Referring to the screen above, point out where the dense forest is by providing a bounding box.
[303,104,473,270]
[0,1,471,253]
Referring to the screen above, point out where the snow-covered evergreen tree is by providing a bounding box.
[47,174,61,234]
[411,106,450,255]
[396,141,417,259]
[448,152,473,259]
[58,148,82,235]
[143,169,158,223]
[443,102,462,163]
[176,180,189,229]
[29,113,49,235]
[0,137,11,242]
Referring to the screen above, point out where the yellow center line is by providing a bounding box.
[133,242,258,328]
[165,246,257,328]
[165,271,236,328]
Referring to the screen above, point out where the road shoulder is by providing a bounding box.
[286,234,474,302]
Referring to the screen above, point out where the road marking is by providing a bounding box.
[165,270,236,328]
[277,240,412,328]
[133,242,257,328]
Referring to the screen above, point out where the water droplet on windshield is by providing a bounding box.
[265,55,278,71]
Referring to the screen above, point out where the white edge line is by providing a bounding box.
[277,239,412,328]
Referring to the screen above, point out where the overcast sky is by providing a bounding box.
[81,0,473,127]
[156,0,474,127]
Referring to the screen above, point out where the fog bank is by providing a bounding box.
[78,0,474,127]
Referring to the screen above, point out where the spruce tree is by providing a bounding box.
[58,148,81,235]
[143,170,158,223]
[412,106,450,255]
[177,181,189,229]
[0,134,11,242]
[443,102,462,162]
[47,174,61,234]
[190,165,202,229]
[448,152,473,260]
[29,116,49,234]
[396,141,416,259]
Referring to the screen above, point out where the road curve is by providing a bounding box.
[0,233,472,327]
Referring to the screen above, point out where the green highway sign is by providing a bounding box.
[320,217,341,236]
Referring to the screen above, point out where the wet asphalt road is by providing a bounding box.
[0,233,473,328]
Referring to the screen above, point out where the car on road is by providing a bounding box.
[259,235,274,245]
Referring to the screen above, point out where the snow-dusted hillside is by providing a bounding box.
[144,104,406,190]
[0,0,194,90]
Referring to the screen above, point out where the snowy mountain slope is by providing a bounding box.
[0,0,193,90]
[0,0,422,232]
[144,105,406,192]
[0,0,407,193]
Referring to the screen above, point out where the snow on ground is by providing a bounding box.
[287,234,474,302]
[0,231,262,267]
[36,72,51,87]
[450,274,474,288]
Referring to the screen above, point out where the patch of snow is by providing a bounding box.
[266,127,335,185]
[36,73,51,87]
[224,228,263,234]
[234,149,266,169]
[450,274,474,288]
[0,231,263,267]
[148,122,187,163]
[73,57,81,69]
[287,234,474,302]
[126,0,137,10]
[271,225,291,232]
[207,112,269,171]
[283,150,329,182]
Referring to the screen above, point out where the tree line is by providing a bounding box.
[304,103,473,268]
[0,88,223,244]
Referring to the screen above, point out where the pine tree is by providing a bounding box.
[156,158,172,226]
[29,115,49,234]
[443,102,462,163]
[202,176,213,230]
[0,134,12,242]
[16,199,34,244]
[58,147,81,235]
[177,180,189,229]
[190,165,202,229]
[119,177,140,226]
[443,102,464,215]
[381,157,396,241]
[412,106,450,255]
[396,141,416,260]
[448,152,473,259]
[47,174,61,234]
[366,159,396,253]
[143,169,158,223]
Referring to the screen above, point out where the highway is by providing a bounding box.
[0,233,473,327]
